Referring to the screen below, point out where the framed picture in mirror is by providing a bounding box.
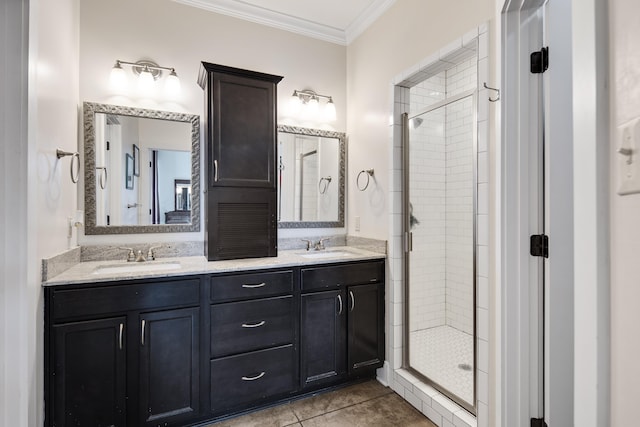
[125,153,134,189]
[133,143,140,176]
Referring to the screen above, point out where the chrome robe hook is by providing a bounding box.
[483,82,500,102]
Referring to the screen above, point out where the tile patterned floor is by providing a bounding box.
[409,325,474,405]
[206,380,436,427]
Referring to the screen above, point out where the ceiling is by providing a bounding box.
[172,0,397,45]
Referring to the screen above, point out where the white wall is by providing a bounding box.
[78,0,347,244]
[610,0,640,425]
[0,0,80,425]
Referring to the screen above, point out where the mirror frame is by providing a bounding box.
[277,125,345,229]
[83,102,200,234]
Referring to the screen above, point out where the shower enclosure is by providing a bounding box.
[403,87,477,412]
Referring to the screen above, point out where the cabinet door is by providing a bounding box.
[139,307,200,426]
[210,71,277,189]
[206,187,277,260]
[53,317,127,427]
[348,284,384,375]
[300,290,346,387]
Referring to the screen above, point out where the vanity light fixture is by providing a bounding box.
[289,89,336,122]
[109,60,181,96]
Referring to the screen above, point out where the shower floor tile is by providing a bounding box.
[409,325,474,404]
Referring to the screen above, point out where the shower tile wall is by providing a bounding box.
[444,96,474,334]
[408,57,477,334]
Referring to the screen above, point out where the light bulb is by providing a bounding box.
[289,91,302,116]
[137,67,155,94]
[307,96,319,116]
[165,69,181,97]
[324,98,337,122]
[109,62,127,92]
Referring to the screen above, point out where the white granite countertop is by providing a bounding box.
[43,246,386,286]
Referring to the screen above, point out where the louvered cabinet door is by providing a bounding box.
[206,188,277,260]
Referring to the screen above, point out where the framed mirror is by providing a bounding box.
[277,125,345,228]
[83,102,200,234]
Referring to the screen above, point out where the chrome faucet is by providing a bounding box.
[119,247,136,262]
[314,238,330,251]
[147,245,163,261]
[300,238,329,251]
[119,245,165,262]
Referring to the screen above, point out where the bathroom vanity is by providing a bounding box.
[43,249,385,427]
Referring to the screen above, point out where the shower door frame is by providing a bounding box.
[402,89,478,414]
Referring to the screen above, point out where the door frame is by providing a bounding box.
[500,0,610,426]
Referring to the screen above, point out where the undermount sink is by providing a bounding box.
[92,261,182,275]
[298,250,355,259]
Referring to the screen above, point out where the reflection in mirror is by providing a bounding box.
[277,125,345,228]
[84,102,200,234]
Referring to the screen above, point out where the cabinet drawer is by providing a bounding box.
[210,270,293,302]
[210,345,295,411]
[211,296,294,357]
[301,261,384,292]
[52,279,201,321]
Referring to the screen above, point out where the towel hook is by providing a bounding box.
[483,82,500,102]
[56,149,81,183]
[356,169,375,191]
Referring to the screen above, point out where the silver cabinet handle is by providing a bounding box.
[337,294,343,315]
[242,282,266,289]
[214,160,219,182]
[349,290,355,312]
[141,319,146,346]
[241,372,265,381]
[119,323,124,350]
[241,321,266,328]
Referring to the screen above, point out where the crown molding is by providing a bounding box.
[345,0,396,44]
[172,0,396,46]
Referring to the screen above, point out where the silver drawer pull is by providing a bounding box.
[241,372,265,381]
[370,278,378,282]
[241,321,266,328]
[242,282,266,289]
[349,290,355,312]
[337,294,343,315]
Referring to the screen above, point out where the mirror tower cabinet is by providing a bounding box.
[198,63,283,261]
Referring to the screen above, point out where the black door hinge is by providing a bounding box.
[106,140,110,150]
[530,234,549,258]
[531,47,549,73]
[106,215,110,226]
[531,418,548,427]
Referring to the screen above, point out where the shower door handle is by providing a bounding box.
[404,232,413,252]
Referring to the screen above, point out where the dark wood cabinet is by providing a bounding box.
[300,290,346,387]
[209,269,296,413]
[348,283,385,375]
[45,277,204,427]
[139,307,200,426]
[198,63,283,261]
[45,259,384,426]
[52,317,127,427]
[300,261,385,389]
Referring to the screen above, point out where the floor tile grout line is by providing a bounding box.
[294,392,394,422]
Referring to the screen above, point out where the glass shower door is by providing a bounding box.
[404,92,476,411]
